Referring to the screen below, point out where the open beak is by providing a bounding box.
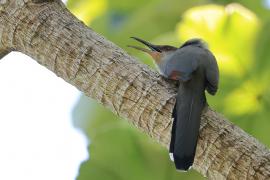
[128,37,161,53]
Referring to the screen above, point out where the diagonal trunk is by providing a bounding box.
[0,0,269,179]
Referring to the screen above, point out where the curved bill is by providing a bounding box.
[129,37,161,52]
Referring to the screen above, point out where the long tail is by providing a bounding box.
[169,77,206,171]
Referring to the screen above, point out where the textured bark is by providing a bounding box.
[0,0,270,179]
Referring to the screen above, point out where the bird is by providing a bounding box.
[128,37,219,171]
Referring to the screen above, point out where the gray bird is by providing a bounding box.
[129,37,219,171]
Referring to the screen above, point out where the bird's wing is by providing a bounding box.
[164,46,200,82]
[204,50,219,95]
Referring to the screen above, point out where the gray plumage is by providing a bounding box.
[165,41,218,171]
[129,37,219,171]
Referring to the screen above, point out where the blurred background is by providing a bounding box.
[68,0,270,179]
[1,0,270,180]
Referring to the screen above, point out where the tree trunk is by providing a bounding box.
[0,0,270,179]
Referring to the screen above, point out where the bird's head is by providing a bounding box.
[128,37,177,65]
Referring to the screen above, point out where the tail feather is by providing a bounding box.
[170,73,206,171]
[169,104,177,155]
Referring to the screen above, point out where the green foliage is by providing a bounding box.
[73,96,202,180]
[69,0,270,179]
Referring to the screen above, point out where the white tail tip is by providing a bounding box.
[169,153,174,161]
